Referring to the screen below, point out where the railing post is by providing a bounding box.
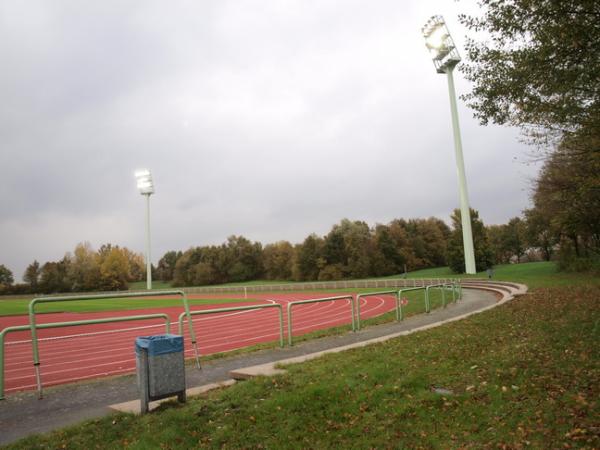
[0,328,7,400]
[179,291,201,369]
[356,294,362,330]
[28,298,43,398]
[287,303,293,346]
[277,306,284,348]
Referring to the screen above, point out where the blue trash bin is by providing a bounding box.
[135,334,186,414]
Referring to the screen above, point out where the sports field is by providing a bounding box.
[1,290,424,396]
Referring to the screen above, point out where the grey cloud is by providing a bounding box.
[0,0,540,280]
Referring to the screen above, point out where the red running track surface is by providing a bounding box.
[0,292,396,396]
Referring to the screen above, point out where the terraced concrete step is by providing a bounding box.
[461,281,528,299]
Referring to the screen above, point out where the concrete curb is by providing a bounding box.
[110,380,236,414]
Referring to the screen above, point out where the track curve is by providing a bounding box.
[1,292,396,395]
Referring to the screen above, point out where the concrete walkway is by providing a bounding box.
[0,284,525,446]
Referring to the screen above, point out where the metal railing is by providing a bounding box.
[184,278,463,295]
[27,290,200,398]
[397,286,429,319]
[287,295,355,346]
[424,283,458,313]
[0,313,170,400]
[2,280,464,398]
[355,290,399,331]
[177,303,285,365]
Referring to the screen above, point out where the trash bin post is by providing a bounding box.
[136,347,150,414]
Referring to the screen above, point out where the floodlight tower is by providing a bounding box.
[135,169,155,289]
[422,15,476,274]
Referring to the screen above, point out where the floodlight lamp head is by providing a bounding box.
[135,169,154,195]
[422,15,461,74]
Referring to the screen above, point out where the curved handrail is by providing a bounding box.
[287,295,354,346]
[1,312,170,400]
[177,303,285,358]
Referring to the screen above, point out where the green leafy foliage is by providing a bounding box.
[460,0,599,274]
[155,250,182,282]
[262,241,294,280]
[447,208,494,273]
[22,260,40,289]
[460,0,600,135]
[0,264,14,288]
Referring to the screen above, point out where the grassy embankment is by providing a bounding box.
[6,262,599,448]
[133,260,592,290]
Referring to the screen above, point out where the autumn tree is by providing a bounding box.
[263,241,294,280]
[529,135,600,264]
[172,248,203,287]
[67,242,101,291]
[447,208,493,273]
[23,260,41,289]
[318,219,373,280]
[462,0,599,270]
[523,208,558,261]
[503,217,528,263]
[387,220,419,271]
[460,0,600,137]
[371,224,406,276]
[98,247,130,291]
[294,234,324,281]
[487,224,510,265]
[322,225,346,271]
[123,248,146,282]
[225,236,263,282]
[170,236,263,287]
[0,264,14,290]
[39,258,71,294]
[156,251,182,282]
[402,218,450,269]
[342,220,373,279]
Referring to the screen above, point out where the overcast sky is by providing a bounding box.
[0,0,540,280]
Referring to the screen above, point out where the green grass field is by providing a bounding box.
[405,261,599,289]
[0,296,259,316]
[127,281,174,290]
[6,262,598,449]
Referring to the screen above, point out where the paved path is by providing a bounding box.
[0,288,503,446]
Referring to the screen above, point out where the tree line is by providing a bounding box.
[0,204,586,296]
[158,217,452,287]
[0,243,146,295]
[157,212,552,287]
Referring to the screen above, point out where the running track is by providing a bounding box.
[1,292,396,396]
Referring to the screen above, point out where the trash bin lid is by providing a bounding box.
[135,334,184,356]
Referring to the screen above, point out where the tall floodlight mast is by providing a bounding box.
[422,15,476,274]
[135,169,155,289]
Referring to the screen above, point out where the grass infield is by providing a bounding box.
[0,297,259,316]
